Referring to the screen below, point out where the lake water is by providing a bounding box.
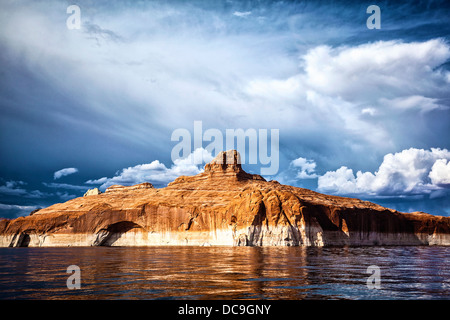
[0,246,449,300]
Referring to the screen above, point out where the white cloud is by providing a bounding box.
[380,95,447,113]
[86,148,213,190]
[429,159,450,185]
[361,108,377,116]
[318,148,450,196]
[317,166,357,194]
[233,11,252,18]
[291,157,318,179]
[85,177,109,185]
[243,39,450,155]
[54,168,78,180]
[248,40,450,103]
[301,39,450,101]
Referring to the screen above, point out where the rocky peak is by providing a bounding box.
[204,150,243,173]
[168,150,265,186]
[204,150,265,181]
[84,188,101,197]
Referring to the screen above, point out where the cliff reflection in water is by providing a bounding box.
[0,246,449,299]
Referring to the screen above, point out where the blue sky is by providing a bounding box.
[0,0,449,218]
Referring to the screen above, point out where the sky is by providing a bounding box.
[0,0,449,219]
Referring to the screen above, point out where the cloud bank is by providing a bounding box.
[0,181,48,199]
[0,203,39,218]
[86,148,213,190]
[317,148,450,196]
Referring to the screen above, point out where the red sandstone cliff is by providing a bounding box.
[1,150,449,247]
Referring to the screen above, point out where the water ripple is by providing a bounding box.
[0,246,449,299]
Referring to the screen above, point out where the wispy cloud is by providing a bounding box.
[43,182,87,191]
[0,203,38,217]
[83,21,123,45]
[55,192,77,201]
[0,181,48,198]
[233,11,252,18]
[54,168,78,180]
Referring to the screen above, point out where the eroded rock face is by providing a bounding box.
[83,188,101,197]
[1,150,449,247]
[105,183,154,193]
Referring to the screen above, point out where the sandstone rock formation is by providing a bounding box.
[83,188,101,197]
[1,150,449,247]
[105,182,153,193]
